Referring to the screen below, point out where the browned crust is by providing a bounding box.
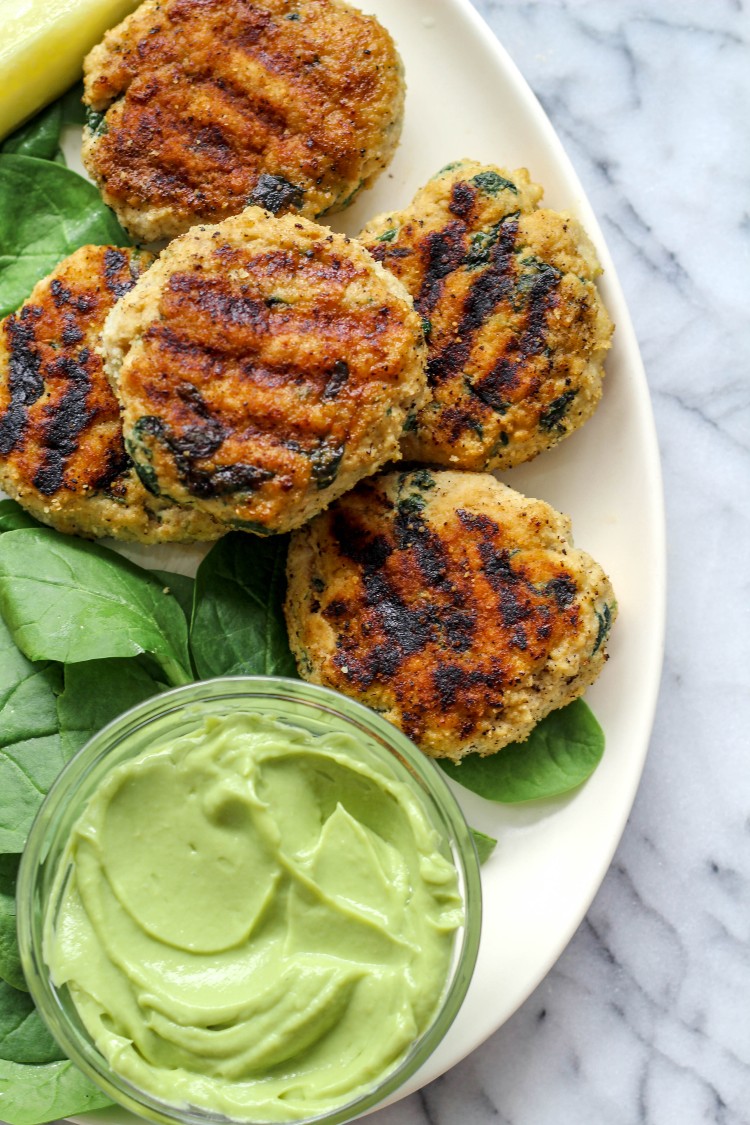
[0,246,224,542]
[103,210,427,533]
[360,162,613,470]
[0,248,147,511]
[82,0,404,238]
[285,470,616,759]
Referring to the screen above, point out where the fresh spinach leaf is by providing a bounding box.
[471,170,518,196]
[150,570,196,624]
[0,856,23,992]
[470,828,497,864]
[57,658,166,760]
[0,154,129,318]
[0,81,84,164]
[191,533,297,679]
[0,1058,113,1124]
[439,700,605,803]
[59,82,86,128]
[0,856,18,896]
[0,529,192,687]
[0,982,62,1065]
[0,614,64,855]
[0,103,63,163]
[0,501,43,534]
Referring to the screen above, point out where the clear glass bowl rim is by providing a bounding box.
[17,675,483,1125]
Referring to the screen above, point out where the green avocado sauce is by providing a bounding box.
[45,714,463,1122]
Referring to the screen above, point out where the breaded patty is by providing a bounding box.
[102,207,428,535]
[82,0,404,242]
[0,246,223,543]
[285,469,617,760]
[359,160,613,471]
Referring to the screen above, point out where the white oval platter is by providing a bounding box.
[43,0,665,1118]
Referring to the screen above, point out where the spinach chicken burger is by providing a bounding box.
[82,0,405,241]
[360,160,613,471]
[101,208,428,535]
[285,469,617,760]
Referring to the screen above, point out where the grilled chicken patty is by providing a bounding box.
[359,160,613,470]
[285,469,617,759]
[102,207,428,535]
[82,0,405,242]
[0,246,223,542]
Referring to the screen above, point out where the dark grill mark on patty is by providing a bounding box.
[426,214,519,387]
[433,662,504,712]
[467,359,515,411]
[449,180,477,219]
[456,508,498,536]
[61,317,85,346]
[462,509,580,653]
[215,78,290,141]
[248,174,304,214]
[470,246,561,412]
[328,498,478,691]
[0,312,44,455]
[470,360,517,409]
[50,279,73,308]
[438,404,487,440]
[131,410,273,499]
[392,495,476,654]
[518,259,560,356]
[103,248,141,299]
[371,244,413,263]
[49,278,95,315]
[394,504,448,587]
[172,382,228,459]
[416,220,467,316]
[546,575,577,608]
[329,510,431,685]
[33,352,94,495]
[363,571,434,658]
[167,273,269,329]
[475,537,526,626]
[195,461,274,495]
[91,441,132,492]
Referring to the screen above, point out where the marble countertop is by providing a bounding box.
[366,3,750,1124]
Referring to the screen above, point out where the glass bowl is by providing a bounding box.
[17,676,482,1125]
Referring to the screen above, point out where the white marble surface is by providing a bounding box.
[364,3,750,1124]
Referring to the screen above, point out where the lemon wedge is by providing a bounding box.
[1,0,140,140]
